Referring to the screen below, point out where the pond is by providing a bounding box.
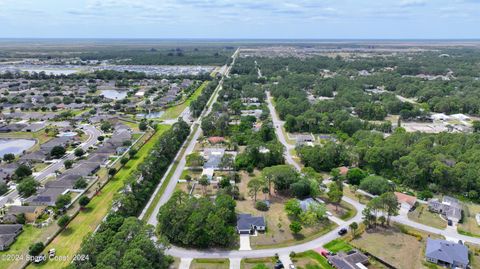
[0,139,36,157]
[100,90,127,100]
[136,111,164,119]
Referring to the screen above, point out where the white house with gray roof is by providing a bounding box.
[428,196,462,223]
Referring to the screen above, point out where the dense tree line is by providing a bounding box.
[189,80,218,118]
[71,121,190,268]
[157,191,237,248]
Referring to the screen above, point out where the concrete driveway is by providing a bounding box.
[239,234,252,250]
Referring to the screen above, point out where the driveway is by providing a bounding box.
[179,258,192,269]
[279,254,293,268]
[239,234,252,250]
[229,258,241,269]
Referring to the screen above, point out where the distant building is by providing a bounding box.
[425,238,469,268]
[4,205,45,223]
[236,214,265,234]
[428,196,462,223]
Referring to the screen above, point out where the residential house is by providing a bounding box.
[236,214,266,234]
[395,192,417,212]
[428,196,462,223]
[4,205,45,223]
[0,224,23,250]
[425,238,469,268]
[327,249,369,269]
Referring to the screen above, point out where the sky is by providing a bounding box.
[0,0,479,39]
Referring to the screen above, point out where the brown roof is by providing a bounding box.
[208,136,225,144]
[395,192,417,206]
[338,166,349,176]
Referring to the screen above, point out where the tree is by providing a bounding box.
[14,164,32,180]
[327,183,343,211]
[3,153,15,162]
[255,201,269,211]
[64,159,74,169]
[262,165,300,193]
[346,168,367,185]
[247,177,264,202]
[199,175,210,196]
[219,154,234,170]
[379,192,400,225]
[55,193,72,210]
[120,157,129,165]
[349,221,358,237]
[17,177,39,197]
[378,215,386,226]
[0,182,8,196]
[139,121,148,131]
[74,178,88,189]
[50,145,66,158]
[79,196,90,208]
[285,199,302,217]
[289,221,303,234]
[473,120,480,132]
[101,121,113,132]
[57,215,70,228]
[359,175,391,195]
[74,148,85,157]
[29,242,45,256]
[97,135,105,142]
[186,153,205,167]
[290,179,312,199]
[16,213,26,224]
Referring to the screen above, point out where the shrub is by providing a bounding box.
[255,201,269,211]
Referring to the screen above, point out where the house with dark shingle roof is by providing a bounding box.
[425,238,469,268]
[327,249,369,269]
[0,224,23,250]
[236,214,265,234]
[428,196,462,223]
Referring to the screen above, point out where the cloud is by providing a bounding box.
[399,0,427,7]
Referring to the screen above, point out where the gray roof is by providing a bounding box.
[299,198,317,211]
[428,196,462,220]
[327,250,369,269]
[7,205,42,214]
[203,148,225,169]
[237,214,265,231]
[0,224,23,235]
[425,238,469,266]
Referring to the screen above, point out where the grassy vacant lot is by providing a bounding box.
[236,178,336,249]
[29,125,170,269]
[292,250,334,269]
[190,258,229,269]
[408,204,447,229]
[466,243,480,269]
[350,225,440,269]
[343,185,371,205]
[160,81,208,120]
[458,202,480,237]
[241,257,276,269]
[320,195,357,221]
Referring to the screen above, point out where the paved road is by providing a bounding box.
[266,91,301,171]
[0,124,101,207]
[140,49,239,223]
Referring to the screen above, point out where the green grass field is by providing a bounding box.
[28,125,171,269]
[293,250,334,269]
[323,239,353,253]
[160,81,208,120]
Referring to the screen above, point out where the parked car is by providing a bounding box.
[448,219,453,226]
[338,228,347,235]
[289,264,296,269]
[34,254,46,264]
[274,260,284,269]
[48,248,56,258]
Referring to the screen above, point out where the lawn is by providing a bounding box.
[237,176,337,249]
[160,81,208,120]
[0,225,47,269]
[241,257,276,269]
[457,202,480,237]
[343,185,371,205]
[190,258,229,269]
[28,125,170,269]
[324,239,353,253]
[321,197,357,221]
[408,204,447,229]
[292,250,334,269]
[350,225,439,269]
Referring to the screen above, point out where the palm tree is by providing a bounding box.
[349,222,358,238]
[199,175,210,196]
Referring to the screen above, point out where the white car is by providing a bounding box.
[289,264,296,269]
[34,254,46,264]
[48,248,56,258]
